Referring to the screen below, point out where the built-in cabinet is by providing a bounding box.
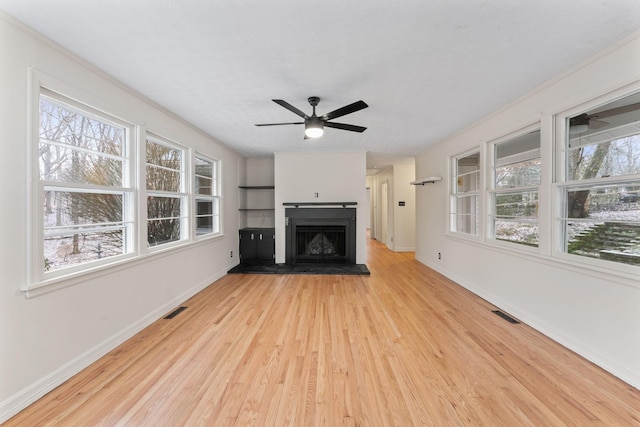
[238,158,275,263]
[238,185,275,263]
[239,227,275,263]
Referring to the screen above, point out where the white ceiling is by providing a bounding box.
[2,1,640,172]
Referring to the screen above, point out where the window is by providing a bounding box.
[38,90,133,275]
[489,130,541,247]
[31,84,226,290]
[194,155,220,236]
[451,150,480,235]
[146,136,188,247]
[559,91,640,266]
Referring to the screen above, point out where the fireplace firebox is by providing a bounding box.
[285,207,356,265]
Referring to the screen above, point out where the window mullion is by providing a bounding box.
[43,181,132,194]
[493,185,540,194]
[40,139,126,161]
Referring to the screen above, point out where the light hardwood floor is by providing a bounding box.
[6,237,640,426]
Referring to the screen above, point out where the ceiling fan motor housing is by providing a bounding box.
[307,116,323,128]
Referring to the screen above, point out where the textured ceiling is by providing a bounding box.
[1,1,640,171]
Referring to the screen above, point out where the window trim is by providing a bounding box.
[34,87,136,283]
[193,152,222,239]
[449,147,481,238]
[145,134,189,249]
[25,72,226,295]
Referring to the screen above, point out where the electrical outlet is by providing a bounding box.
[230,251,233,258]
[438,252,441,260]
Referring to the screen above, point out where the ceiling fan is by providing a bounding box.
[255,96,368,139]
[569,102,640,134]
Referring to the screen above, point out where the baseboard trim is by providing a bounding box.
[0,265,230,424]
[393,246,415,252]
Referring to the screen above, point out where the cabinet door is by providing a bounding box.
[239,230,257,261]
[256,230,275,262]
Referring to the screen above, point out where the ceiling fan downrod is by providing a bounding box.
[308,96,320,115]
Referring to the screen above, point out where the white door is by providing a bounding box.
[381,180,388,246]
[366,187,371,230]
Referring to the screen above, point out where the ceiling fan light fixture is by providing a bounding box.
[305,117,324,138]
[569,123,589,134]
[569,113,590,135]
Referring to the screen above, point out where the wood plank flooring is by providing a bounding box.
[6,237,640,426]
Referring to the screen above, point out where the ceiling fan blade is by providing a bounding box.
[255,122,304,126]
[325,122,367,133]
[272,99,308,118]
[593,102,640,119]
[323,100,368,121]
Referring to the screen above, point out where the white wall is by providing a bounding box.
[244,157,275,186]
[392,163,416,252]
[414,31,640,388]
[274,152,367,264]
[0,14,241,422]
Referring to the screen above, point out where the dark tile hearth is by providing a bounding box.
[228,263,370,275]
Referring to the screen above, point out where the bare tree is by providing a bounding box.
[40,99,125,265]
[567,141,611,218]
[146,141,182,245]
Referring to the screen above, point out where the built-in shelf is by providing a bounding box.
[410,176,442,185]
[239,185,275,229]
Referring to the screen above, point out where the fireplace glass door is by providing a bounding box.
[295,225,346,263]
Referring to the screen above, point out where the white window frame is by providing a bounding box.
[487,127,541,249]
[554,89,640,274]
[32,87,136,284]
[145,134,189,249]
[24,74,228,296]
[193,153,221,238]
[450,148,481,237]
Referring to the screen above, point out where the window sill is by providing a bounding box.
[22,233,225,298]
[445,231,483,243]
[549,251,640,288]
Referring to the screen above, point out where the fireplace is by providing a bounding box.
[285,207,356,265]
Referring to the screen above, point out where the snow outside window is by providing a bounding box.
[489,129,541,247]
[39,90,134,275]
